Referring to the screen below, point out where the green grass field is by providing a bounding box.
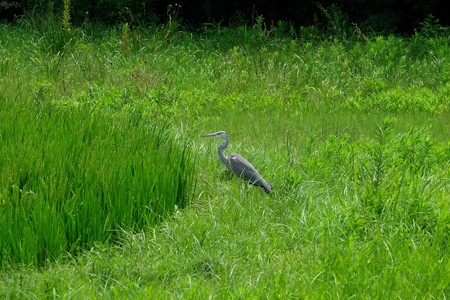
[1,16,450,298]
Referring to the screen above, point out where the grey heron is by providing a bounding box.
[203,131,272,194]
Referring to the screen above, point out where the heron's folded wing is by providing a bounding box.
[229,154,262,183]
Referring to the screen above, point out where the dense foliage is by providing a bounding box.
[0,97,196,267]
[1,0,449,34]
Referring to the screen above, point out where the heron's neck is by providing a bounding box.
[218,136,231,168]
[219,135,229,150]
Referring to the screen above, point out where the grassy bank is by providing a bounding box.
[0,18,449,298]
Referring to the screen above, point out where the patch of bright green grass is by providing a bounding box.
[0,97,195,267]
[1,22,449,120]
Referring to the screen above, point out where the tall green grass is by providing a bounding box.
[1,21,449,122]
[0,17,450,298]
[0,97,195,267]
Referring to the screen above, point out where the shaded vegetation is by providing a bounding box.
[2,0,449,35]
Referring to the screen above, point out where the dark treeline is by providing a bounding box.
[1,0,449,35]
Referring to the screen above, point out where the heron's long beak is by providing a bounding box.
[202,133,216,138]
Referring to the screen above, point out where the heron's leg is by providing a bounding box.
[236,178,246,194]
[240,180,252,196]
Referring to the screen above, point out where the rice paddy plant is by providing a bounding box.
[0,97,196,267]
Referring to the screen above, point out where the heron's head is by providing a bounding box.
[203,131,228,139]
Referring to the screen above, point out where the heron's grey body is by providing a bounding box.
[204,131,272,193]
